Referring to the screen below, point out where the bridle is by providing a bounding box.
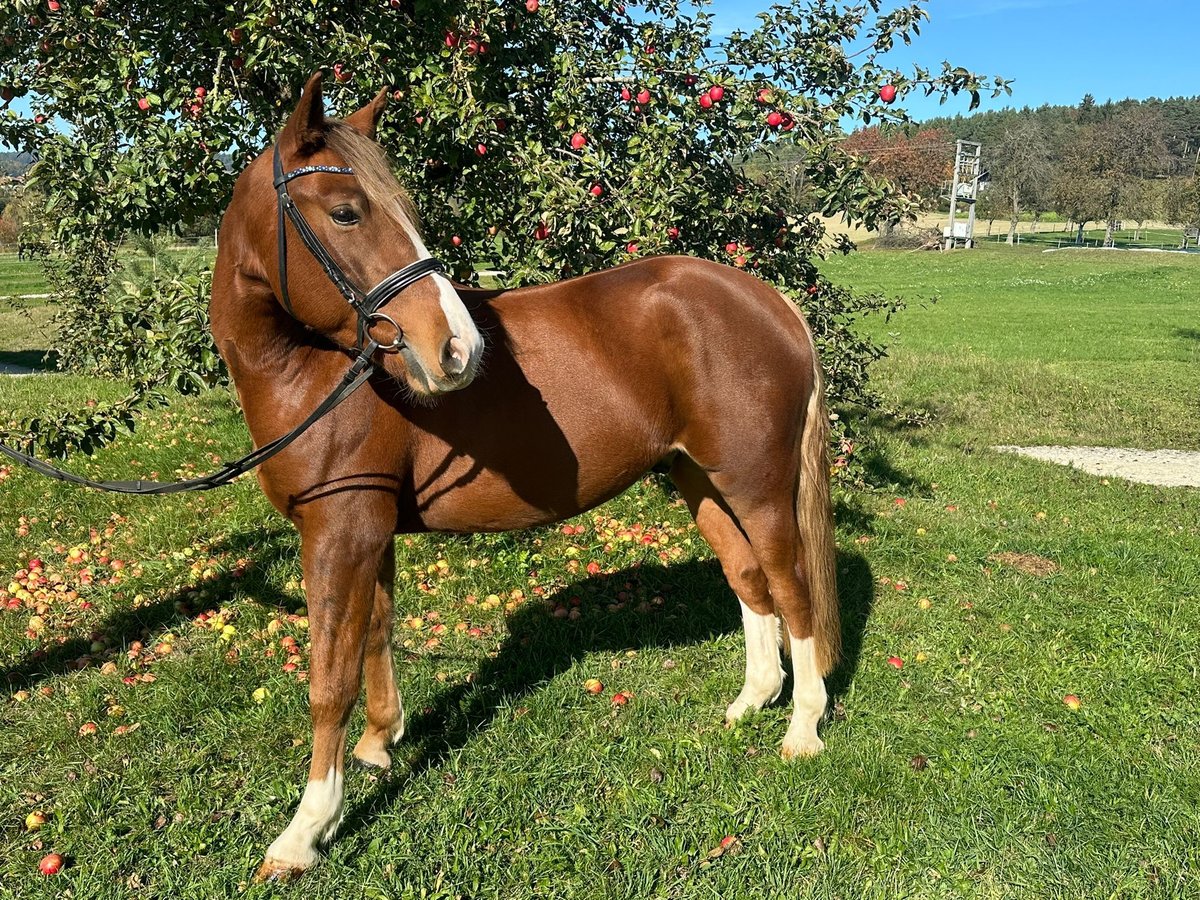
[271,142,445,353]
[0,141,450,495]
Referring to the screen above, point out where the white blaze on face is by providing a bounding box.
[726,598,786,724]
[393,213,484,375]
[263,766,345,870]
[780,634,827,759]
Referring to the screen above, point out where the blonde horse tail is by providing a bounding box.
[792,302,841,676]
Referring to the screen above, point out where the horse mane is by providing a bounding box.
[323,120,422,238]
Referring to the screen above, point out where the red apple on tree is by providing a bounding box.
[137,97,150,111]
[444,30,460,48]
[698,93,713,109]
[707,85,724,102]
[333,63,351,82]
[766,111,783,128]
[475,142,488,156]
[755,87,772,104]
[451,235,463,247]
[589,183,603,197]
[533,222,549,240]
[525,0,539,10]
[570,131,587,150]
[879,84,897,104]
[626,242,639,254]
[667,226,680,239]
[620,87,631,101]
[636,88,651,105]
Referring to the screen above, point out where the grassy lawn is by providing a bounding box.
[0,253,49,300]
[1,247,1199,898]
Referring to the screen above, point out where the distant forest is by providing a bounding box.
[921,94,1200,177]
[0,152,31,177]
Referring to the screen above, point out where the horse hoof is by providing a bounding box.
[351,747,391,770]
[780,735,824,760]
[254,858,311,883]
[351,733,394,770]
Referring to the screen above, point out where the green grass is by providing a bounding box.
[822,243,1200,448]
[2,247,1199,898]
[975,226,1193,251]
[0,253,50,300]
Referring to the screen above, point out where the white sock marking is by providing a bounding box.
[726,599,785,723]
[264,766,345,870]
[781,634,827,758]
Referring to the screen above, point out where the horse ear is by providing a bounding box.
[344,88,390,139]
[282,71,327,155]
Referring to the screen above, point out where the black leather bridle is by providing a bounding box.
[0,142,448,494]
[271,142,446,352]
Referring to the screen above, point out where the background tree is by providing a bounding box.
[1119,177,1161,240]
[841,125,954,232]
[0,0,1007,456]
[1163,176,1200,246]
[989,116,1051,245]
[973,180,1006,239]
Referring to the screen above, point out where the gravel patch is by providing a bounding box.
[994,446,1200,488]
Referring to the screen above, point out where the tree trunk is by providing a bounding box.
[1104,218,1116,247]
[1076,222,1085,244]
[1006,184,1020,245]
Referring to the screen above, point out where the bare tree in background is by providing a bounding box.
[990,117,1052,245]
[1119,178,1161,241]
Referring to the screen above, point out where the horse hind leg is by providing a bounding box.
[715,489,830,760]
[351,540,406,769]
[669,457,784,724]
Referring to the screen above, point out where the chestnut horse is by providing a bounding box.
[212,73,839,881]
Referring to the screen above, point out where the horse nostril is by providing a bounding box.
[441,335,470,378]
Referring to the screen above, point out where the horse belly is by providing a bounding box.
[410,410,668,533]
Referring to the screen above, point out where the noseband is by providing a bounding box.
[272,142,445,352]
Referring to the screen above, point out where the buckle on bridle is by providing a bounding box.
[364,311,405,351]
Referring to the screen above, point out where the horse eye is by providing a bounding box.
[331,206,360,226]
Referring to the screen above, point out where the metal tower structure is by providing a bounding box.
[944,139,982,250]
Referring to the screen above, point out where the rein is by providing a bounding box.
[0,143,446,495]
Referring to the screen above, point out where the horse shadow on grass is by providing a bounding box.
[337,548,874,840]
[0,527,300,692]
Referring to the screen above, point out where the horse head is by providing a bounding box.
[232,71,484,397]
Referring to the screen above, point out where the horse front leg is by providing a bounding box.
[352,540,406,769]
[256,521,390,882]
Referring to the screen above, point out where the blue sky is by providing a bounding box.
[708,0,1200,120]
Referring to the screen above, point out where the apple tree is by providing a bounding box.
[0,0,1008,465]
